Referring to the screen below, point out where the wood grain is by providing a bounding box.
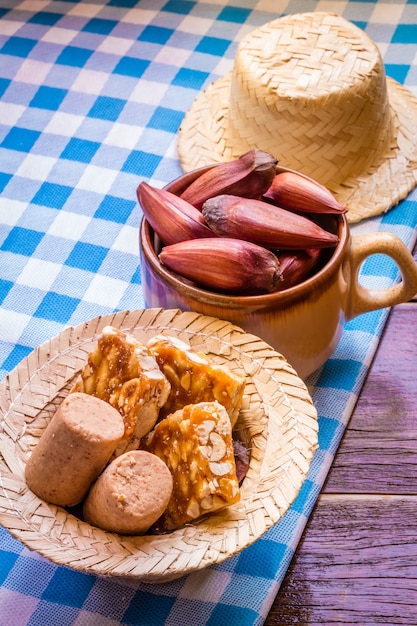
[267,496,417,625]
[323,304,417,494]
[266,239,417,626]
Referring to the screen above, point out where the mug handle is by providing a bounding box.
[346,231,417,321]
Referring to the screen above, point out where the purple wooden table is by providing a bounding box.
[265,244,417,625]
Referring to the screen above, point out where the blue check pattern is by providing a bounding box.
[1,1,417,625]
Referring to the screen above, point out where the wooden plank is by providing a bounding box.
[266,295,417,624]
[323,303,417,494]
[265,495,417,625]
[412,243,417,302]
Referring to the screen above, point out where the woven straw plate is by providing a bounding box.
[0,308,318,582]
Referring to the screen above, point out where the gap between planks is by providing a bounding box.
[318,493,417,501]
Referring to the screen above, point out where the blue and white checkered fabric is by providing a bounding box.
[1,1,417,625]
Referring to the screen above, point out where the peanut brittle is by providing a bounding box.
[147,334,245,426]
[72,326,171,455]
[144,401,240,531]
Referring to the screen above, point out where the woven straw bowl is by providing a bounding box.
[0,308,318,582]
[139,166,417,380]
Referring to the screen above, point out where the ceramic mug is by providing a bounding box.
[139,167,417,379]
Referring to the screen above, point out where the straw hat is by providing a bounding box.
[177,12,417,222]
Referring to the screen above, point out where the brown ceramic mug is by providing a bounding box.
[139,167,417,379]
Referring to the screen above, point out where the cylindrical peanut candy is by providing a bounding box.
[25,392,125,506]
[83,450,173,535]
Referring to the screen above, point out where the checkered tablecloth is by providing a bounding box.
[1,1,417,625]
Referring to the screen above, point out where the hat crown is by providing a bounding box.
[225,13,392,188]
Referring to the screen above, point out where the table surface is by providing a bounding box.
[266,243,417,625]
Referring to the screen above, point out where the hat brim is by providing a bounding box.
[177,73,417,223]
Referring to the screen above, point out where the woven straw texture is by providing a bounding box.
[0,308,317,583]
[178,12,417,223]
